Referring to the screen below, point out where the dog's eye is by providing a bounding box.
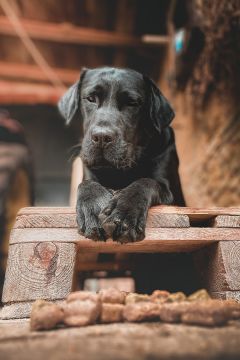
[127,99,139,107]
[86,95,97,103]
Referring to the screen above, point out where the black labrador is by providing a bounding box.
[58,67,185,243]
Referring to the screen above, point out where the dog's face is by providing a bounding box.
[59,67,174,169]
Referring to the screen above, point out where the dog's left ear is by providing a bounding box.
[144,76,175,132]
[58,68,88,125]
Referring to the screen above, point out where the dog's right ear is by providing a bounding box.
[58,68,87,125]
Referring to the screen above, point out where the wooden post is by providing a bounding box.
[194,214,240,301]
[1,241,77,319]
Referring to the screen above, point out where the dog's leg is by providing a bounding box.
[76,180,113,241]
[99,178,173,243]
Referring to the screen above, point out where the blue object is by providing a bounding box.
[175,29,185,53]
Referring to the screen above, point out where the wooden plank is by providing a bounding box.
[213,215,240,228]
[0,61,79,85]
[15,206,240,229]
[9,227,240,248]
[0,300,63,320]
[0,80,64,104]
[2,242,77,303]
[17,205,240,217]
[211,291,240,302]
[194,241,240,293]
[1,322,240,360]
[76,261,131,272]
[0,302,34,320]
[14,213,190,229]
[0,16,168,48]
[142,34,170,44]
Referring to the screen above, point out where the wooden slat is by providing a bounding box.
[2,242,76,303]
[14,213,190,229]
[0,80,64,104]
[0,61,79,85]
[211,291,240,302]
[0,16,168,48]
[213,215,240,228]
[17,205,240,220]
[142,34,170,44]
[9,227,240,251]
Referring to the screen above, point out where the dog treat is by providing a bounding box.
[167,292,187,303]
[188,289,211,302]
[100,303,124,323]
[125,293,151,304]
[123,302,160,322]
[99,288,126,304]
[159,302,191,323]
[63,299,101,327]
[181,300,230,326]
[30,290,240,331]
[151,290,170,303]
[67,291,100,303]
[30,300,64,331]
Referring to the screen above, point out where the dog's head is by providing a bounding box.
[59,67,174,169]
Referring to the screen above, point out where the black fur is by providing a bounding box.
[59,67,185,243]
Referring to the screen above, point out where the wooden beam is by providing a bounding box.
[0,16,169,48]
[141,35,170,45]
[0,61,79,85]
[0,80,64,104]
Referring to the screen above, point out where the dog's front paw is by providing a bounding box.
[99,196,147,243]
[76,181,113,241]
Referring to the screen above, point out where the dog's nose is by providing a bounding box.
[91,129,116,146]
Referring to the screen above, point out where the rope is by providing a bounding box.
[0,0,66,91]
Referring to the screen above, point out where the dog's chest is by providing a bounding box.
[85,165,150,190]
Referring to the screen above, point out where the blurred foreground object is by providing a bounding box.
[165,0,240,206]
[0,109,33,296]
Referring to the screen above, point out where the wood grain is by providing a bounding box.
[194,241,240,293]
[14,213,190,229]
[213,215,240,228]
[0,299,64,320]
[2,242,76,303]
[10,227,240,245]
[17,205,240,219]
[0,301,33,320]
[211,291,240,302]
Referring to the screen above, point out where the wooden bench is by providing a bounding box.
[1,206,240,319]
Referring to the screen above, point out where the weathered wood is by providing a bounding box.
[2,242,77,304]
[0,301,34,320]
[211,291,240,302]
[0,16,167,48]
[213,215,240,228]
[194,241,240,294]
[0,299,64,320]
[1,321,240,360]
[14,212,190,229]
[2,205,240,320]
[9,227,240,246]
[17,205,240,218]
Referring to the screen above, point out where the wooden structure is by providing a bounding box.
[1,321,240,360]
[1,205,240,319]
[0,0,170,104]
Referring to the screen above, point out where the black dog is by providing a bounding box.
[59,67,185,243]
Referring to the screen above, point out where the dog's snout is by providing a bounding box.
[91,128,116,146]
